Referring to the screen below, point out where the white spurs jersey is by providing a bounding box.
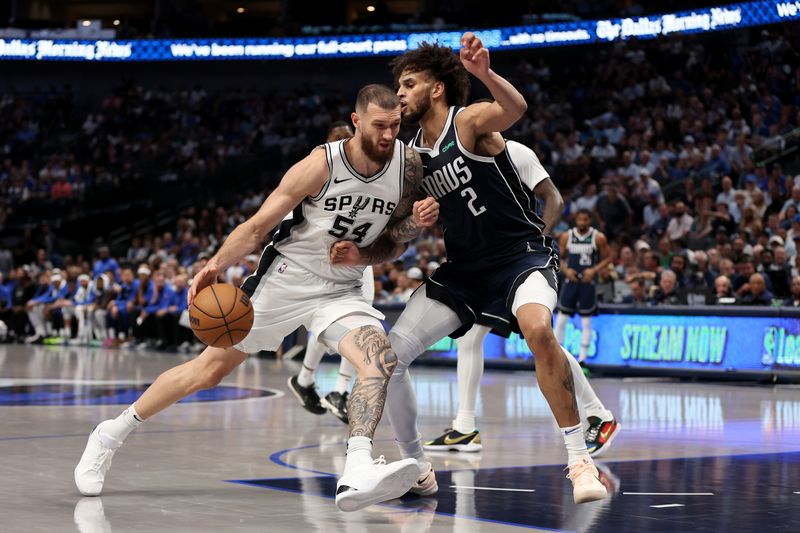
[272,138,405,283]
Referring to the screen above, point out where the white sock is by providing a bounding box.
[333,366,353,394]
[579,316,592,361]
[302,338,327,371]
[453,411,476,435]
[555,312,569,344]
[297,364,316,388]
[453,325,488,434]
[100,403,144,447]
[344,436,373,471]
[561,423,590,465]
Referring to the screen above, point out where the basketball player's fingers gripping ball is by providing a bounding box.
[189,283,254,348]
[187,262,219,306]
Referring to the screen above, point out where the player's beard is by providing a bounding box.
[402,95,431,124]
[361,134,394,164]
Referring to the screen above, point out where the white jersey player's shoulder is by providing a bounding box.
[505,140,550,191]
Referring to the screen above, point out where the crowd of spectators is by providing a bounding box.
[1,25,800,346]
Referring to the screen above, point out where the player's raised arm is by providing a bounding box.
[330,145,438,267]
[188,149,328,304]
[457,32,527,136]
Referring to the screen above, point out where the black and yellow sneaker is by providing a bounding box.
[423,428,482,452]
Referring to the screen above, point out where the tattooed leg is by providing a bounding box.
[516,304,580,427]
[338,325,398,439]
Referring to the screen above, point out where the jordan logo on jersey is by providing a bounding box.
[420,156,473,199]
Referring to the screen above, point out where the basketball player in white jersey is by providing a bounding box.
[288,121,373,424]
[422,141,620,458]
[74,84,440,512]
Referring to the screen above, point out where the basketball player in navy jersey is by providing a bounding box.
[555,209,612,362]
[423,145,620,459]
[75,85,440,512]
[331,35,607,503]
[554,209,620,454]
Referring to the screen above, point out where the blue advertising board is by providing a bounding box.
[1,1,798,62]
[417,309,800,378]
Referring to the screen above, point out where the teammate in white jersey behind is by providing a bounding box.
[74,84,440,512]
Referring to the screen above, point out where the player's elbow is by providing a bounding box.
[511,99,528,121]
[499,96,526,125]
[551,192,565,213]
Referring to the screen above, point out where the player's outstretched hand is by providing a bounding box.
[460,32,490,77]
[413,197,440,227]
[330,241,362,266]
[187,261,219,306]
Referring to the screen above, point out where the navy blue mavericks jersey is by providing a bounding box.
[566,227,599,274]
[413,107,556,271]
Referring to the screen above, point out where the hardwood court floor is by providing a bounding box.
[1,344,799,532]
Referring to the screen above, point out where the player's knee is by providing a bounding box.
[521,321,553,348]
[356,344,398,380]
[195,362,227,389]
[388,329,424,367]
[193,353,237,389]
[379,349,398,376]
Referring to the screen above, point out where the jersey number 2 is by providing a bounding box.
[329,215,372,244]
[461,187,486,216]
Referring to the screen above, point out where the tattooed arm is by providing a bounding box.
[330,145,439,266]
[387,146,435,243]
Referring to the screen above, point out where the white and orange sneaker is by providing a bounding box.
[408,461,438,496]
[566,457,608,504]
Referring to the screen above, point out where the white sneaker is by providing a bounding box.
[566,457,608,504]
[408,461,438,496]
[74,421,122,496]
[335,456,419,512]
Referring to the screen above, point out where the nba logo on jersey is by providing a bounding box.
[278,262,288,274]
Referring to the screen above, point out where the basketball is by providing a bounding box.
[189,284,254,348]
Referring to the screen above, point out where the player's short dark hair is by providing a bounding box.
[576,209,593,218]
[390,42,470,107]
[356,84,400,113]
[327,121,352,135]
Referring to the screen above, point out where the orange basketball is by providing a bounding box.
[189,284,254,348]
